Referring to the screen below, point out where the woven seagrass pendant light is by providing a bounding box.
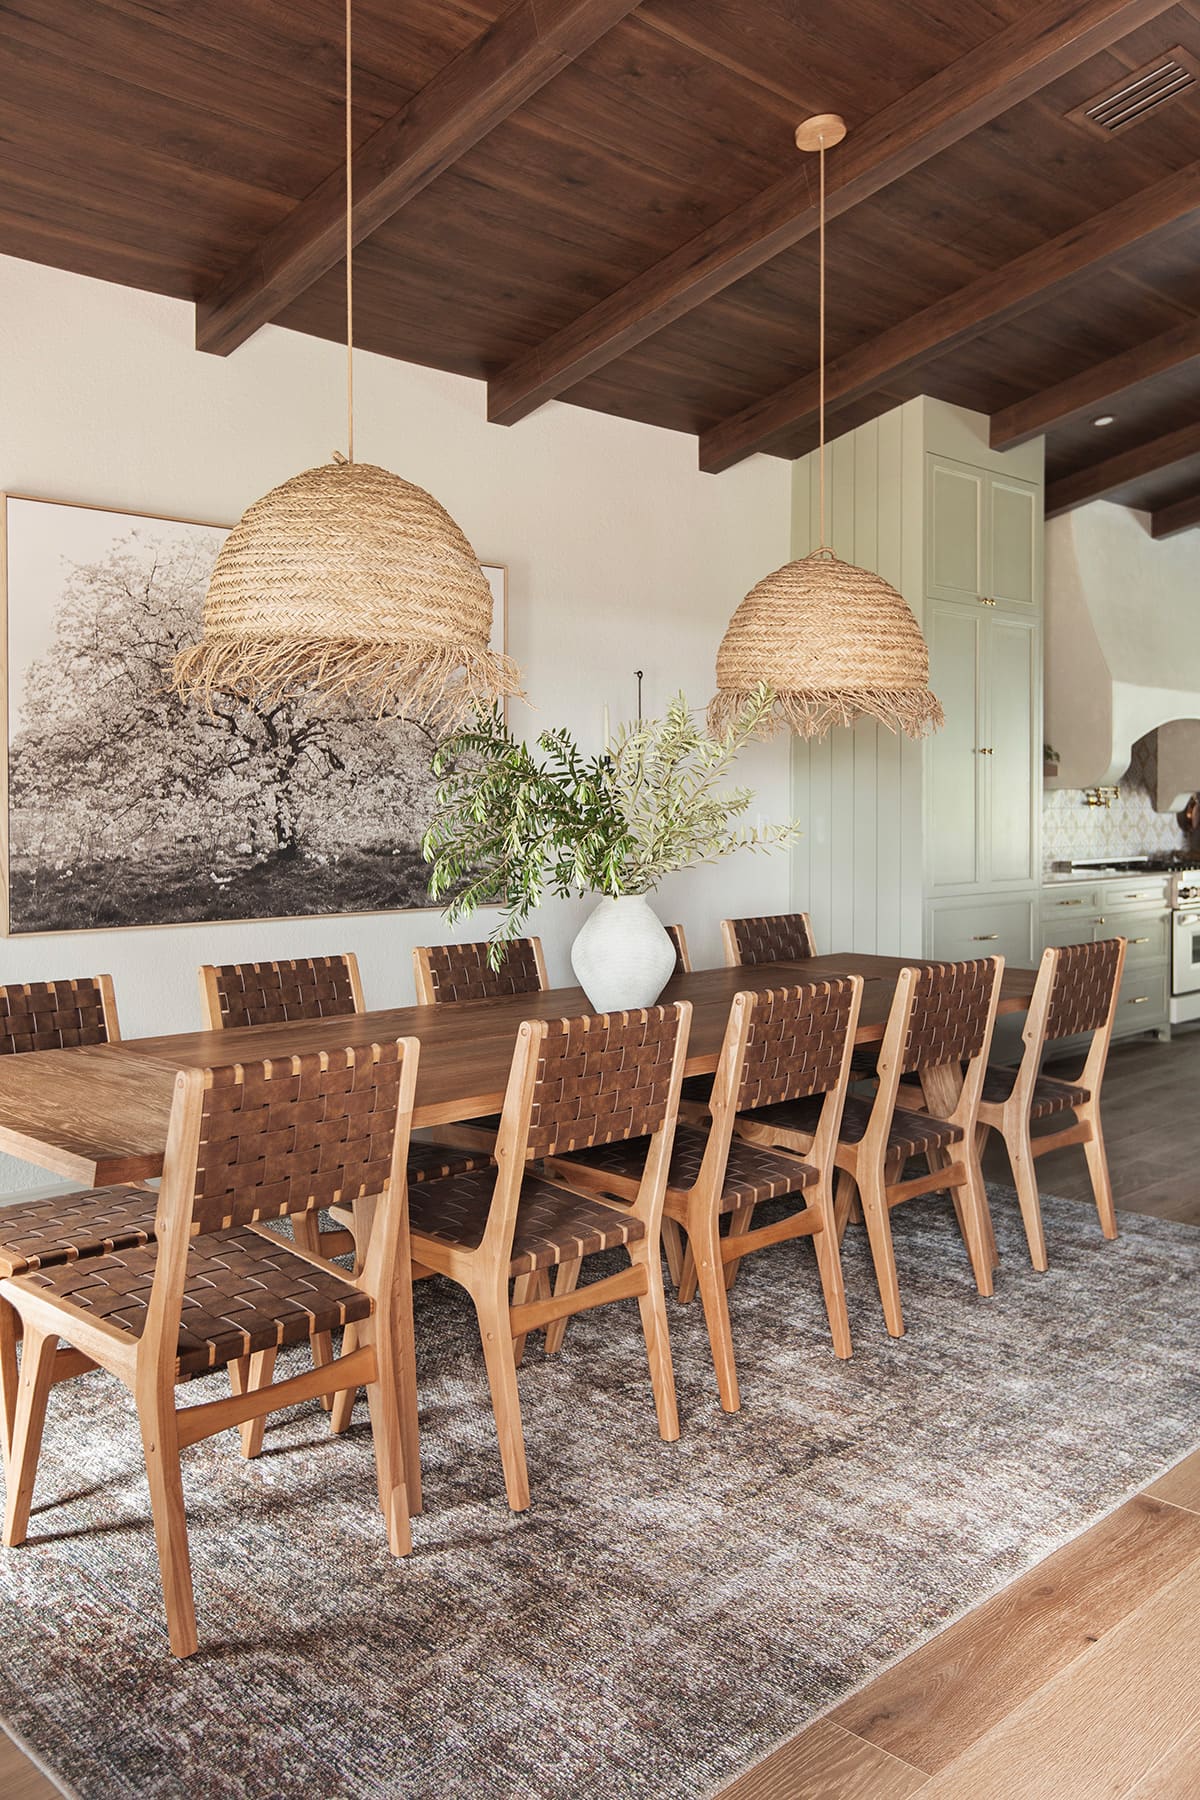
[709,115,942,740]
[174,0,520,727]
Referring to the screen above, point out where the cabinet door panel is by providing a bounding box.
[989,477,1039,609]
[927,457,985,603]
[927,605,982,889]
[928,896,1035,966]
[986,616,1038,886]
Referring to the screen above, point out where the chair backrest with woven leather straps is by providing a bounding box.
[721,913,817,968]
[482,1003,692,1257]
[1017,936,1126,1099]
[0,975,120,1052]
[198,956,364,1031]
[875,957,1005,1130]
[1044,938,1125,1045]
[708,978,863,1188]
[185,1045,409,1236]
[665,923,691,975]
[412,937,548,1006]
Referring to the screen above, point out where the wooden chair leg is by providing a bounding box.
[135,1382,198,1658]
[956,1157,996,1299]
[329,1324,360,1435]
[358,1312,412,1558]
[511,1270,550,1367]
[809,1193,853,1361]
[676,1237,699,1305]
[543,1259,581,1355]
[661,1217,686,1290]
[0,1299,19,1469]
[291,1210,335,1407]
[858,1166,905,1338]
[833,1167,858,1243]
[228,1346,278,1459]
[1003,1119,1049,1272]
[723,1203,754,1291]
[475,1284,531,1512]
[2,1323,57,1547]
[1081,1107,1118,1241]
[689,1212,741,1413]
[630,1242,680,1440]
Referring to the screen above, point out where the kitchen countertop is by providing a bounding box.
[1042,867,1173,887]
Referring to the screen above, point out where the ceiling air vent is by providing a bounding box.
[1068,48,1199,137]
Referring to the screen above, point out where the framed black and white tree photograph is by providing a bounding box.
[1,494,506,934]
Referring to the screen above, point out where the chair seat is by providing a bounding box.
[409,1170,645,1276]
[10,1228,373,1377]
[0,1184,157,1280]
[556,1124,818,1213]
[680,1074,715,1106]
[746,1093,964,1161]
[406,1141,490,1182]
[981,1067,1091,1120]
[0,1149,478,1285]
[849,1049,880,1079]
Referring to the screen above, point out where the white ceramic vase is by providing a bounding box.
[570,894,677,1013]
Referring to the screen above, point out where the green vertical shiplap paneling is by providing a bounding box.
[789,401,926,956]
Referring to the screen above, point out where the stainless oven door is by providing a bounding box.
[1172,910,1200,996]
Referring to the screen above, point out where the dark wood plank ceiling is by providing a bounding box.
[2,0,1198,529]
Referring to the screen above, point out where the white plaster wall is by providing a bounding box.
[1045,502,1200,787]
[0,255,792,1192]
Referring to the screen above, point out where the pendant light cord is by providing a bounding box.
[818,132,827,553]
[345,0,354,464]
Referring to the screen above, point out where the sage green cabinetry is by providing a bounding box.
[922,433,1043,983]
[926,455,1039,611]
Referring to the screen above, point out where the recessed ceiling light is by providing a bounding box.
[1093,414,1116,427]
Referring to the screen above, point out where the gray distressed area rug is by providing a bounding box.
[1,1187,1198,1800]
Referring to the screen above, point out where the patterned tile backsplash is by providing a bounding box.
[1043,733,1200,870]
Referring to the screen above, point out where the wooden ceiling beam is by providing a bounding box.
[1151,492,1200,537]
[698,162,1200,473]
[487,0,1177,427]
[990,316,1200,449]
[1045,421,1200,515]
[195,0,641,357]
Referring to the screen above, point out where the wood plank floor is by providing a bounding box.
[3,1031,1197,1800]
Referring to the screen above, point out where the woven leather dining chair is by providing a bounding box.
[721,913,817,966]
[977,937,1126,1270]
[412,937,549,1006]
[402,1002,692,1511]
[547,979,863,1411]
[1,1039,420,1658]
[199,954,483,1423]
[0,976,160,1460]
[199,952,485,1250]
[665,924,692,974]
[735,958,1005,1338]
[0,974,122,1050]
[410,934,553,1184]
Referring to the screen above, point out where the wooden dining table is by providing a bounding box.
[0,953,1035,1516]
[0,954,1036,1189]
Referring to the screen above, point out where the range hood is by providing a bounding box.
[1044,501,1200,790]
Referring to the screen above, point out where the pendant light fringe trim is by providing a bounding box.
[708,684,944,740]
[174,635,521,729]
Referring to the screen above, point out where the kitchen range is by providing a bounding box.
[1053,856,1200,1030]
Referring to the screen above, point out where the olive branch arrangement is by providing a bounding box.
[421,683,801,962]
